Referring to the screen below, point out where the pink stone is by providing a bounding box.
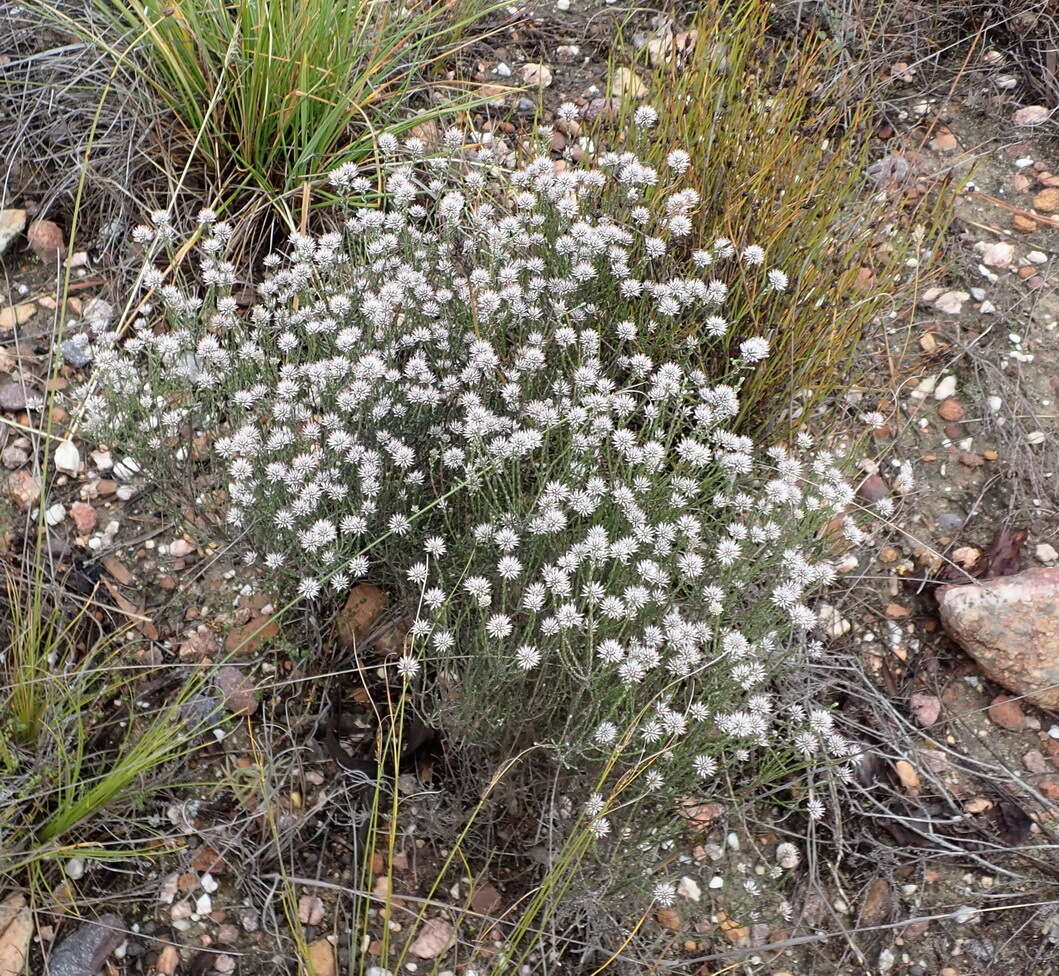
[939,568,1059,708]
[69,501,97,535]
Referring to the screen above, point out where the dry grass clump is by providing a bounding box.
[629,0,950,426]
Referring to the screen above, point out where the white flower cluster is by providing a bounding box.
[83,122,858,819]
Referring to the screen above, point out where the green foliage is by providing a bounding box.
[31,0,498,220]
[0,568,211,882]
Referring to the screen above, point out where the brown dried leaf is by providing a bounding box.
[0,896,23,936]
[858,877,892,926]
[894,760,920,789]
[154,944,180,976]
[101,555,135,586]
[931,527,1027,595]
[655,907,682,931]
[979,528,1027,580]
[0,897,33,976]
[335,584,387,649]
[306,939,335,976]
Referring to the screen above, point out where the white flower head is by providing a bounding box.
[666,149,691,174]
[634,106,659,129]
[739,337,770,362]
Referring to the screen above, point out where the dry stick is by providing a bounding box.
[969,190,1059,229]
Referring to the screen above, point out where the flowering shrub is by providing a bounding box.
[83,118,861,879]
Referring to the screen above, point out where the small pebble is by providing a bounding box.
[2,445,28,469]
[65,856,86,880]
[113,457,141,480]
[933,375,957,400]
[1036,543,1059,563]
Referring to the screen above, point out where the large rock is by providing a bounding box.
[46,913,124,976]
[938,568,1059,708]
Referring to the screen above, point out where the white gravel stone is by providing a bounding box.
[933,374,957,400]
[1036,543,1058,563]
[65,857,85,879]
[53,439,80,475]
[677,876,702,902]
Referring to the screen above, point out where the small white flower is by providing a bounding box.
[396,655,421,680]
[741,244,765,265]
[634,106,658,129]
[767,268,788,291]
[692,754,717,778]
[666,149,691,174]
[590,817,611,838]
[653,881,677,906]
[738,337,770,362]
[486,614,513,639]
[515,644,540,670]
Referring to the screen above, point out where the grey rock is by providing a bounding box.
[2,444,28,469]
[0,380,43,412]
[180,693,223,730]
[47,913,124,976]
[965,938,994,962]
[215,665,257,715]
[936,510,967,534]
[0,381,31,411]
[584,97,622,123]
